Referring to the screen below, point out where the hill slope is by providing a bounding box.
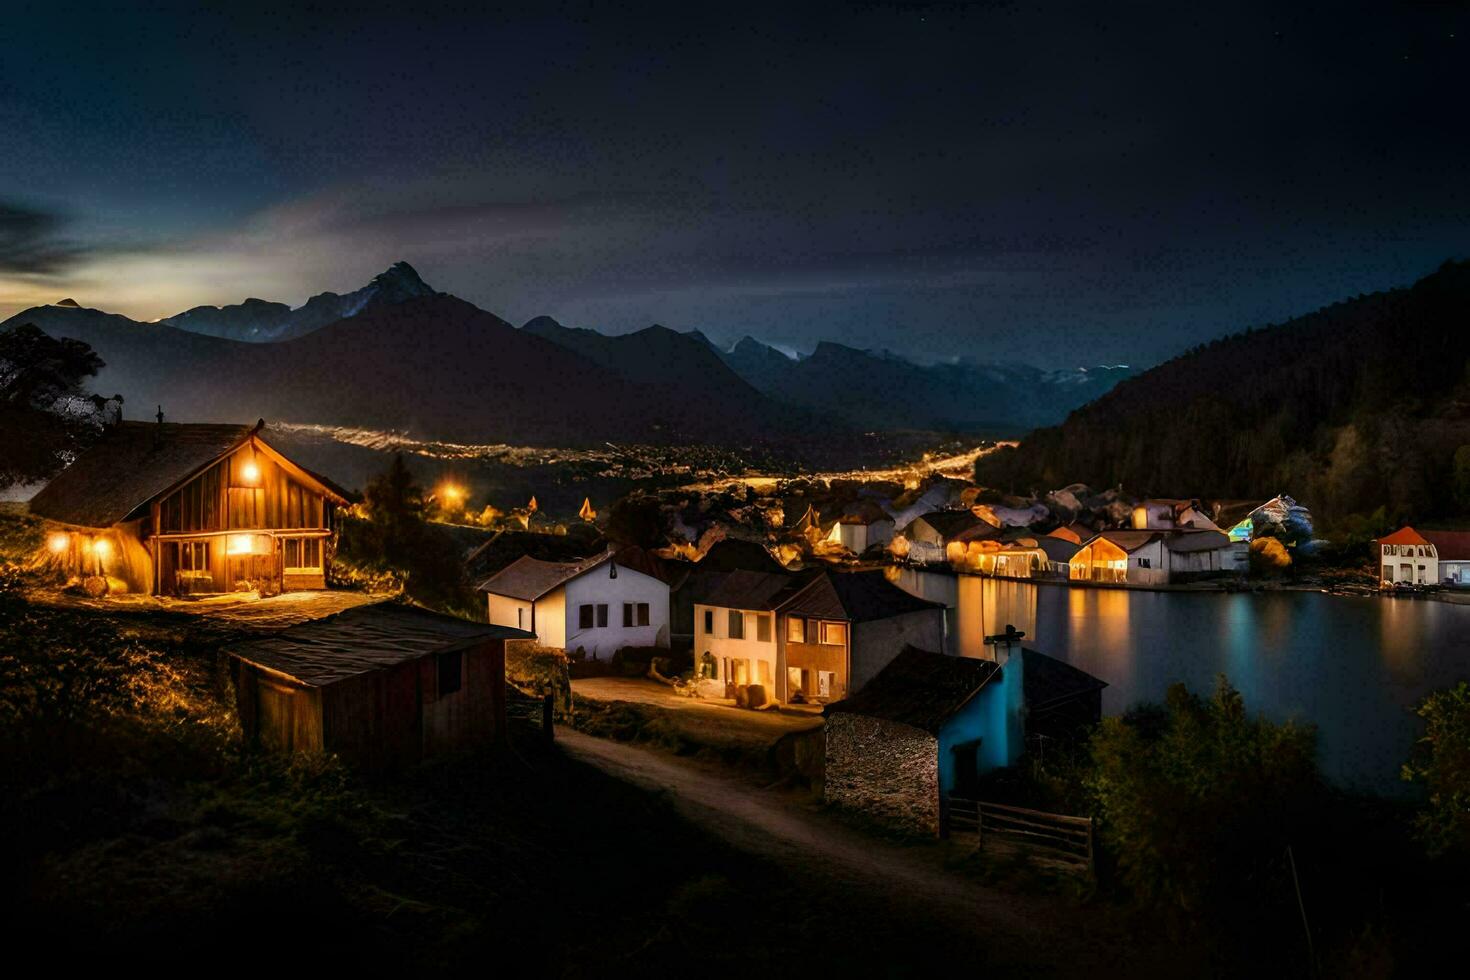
[976,260,1470,523]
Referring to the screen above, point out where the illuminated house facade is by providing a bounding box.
[1375,526,1452,587]
[479,551,670,658]
[1069,529,1234,586]
[29,419,348,596]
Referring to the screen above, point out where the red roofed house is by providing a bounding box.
[1376,527,1436,587]
[1377,527,1470,587]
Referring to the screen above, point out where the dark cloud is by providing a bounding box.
[0,202,86,277]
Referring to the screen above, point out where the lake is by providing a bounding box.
[889,569,1470,794]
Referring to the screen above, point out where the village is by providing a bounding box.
[14,413,1468,838]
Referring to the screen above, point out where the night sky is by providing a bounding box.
[2,2,1465,367]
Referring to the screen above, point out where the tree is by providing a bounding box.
[605,494,669,548]
[1249,536,1292,574]
[1453,446,1470,513]
[1402,681,1470,857]
[1088,676,1319,916]
[0,324,110,488]
[360,453,427,568]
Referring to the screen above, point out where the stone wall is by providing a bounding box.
[824,713,939,835]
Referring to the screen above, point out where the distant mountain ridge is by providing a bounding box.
[975,259,1470,522]
[158,261,437,341]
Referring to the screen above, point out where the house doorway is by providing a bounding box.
[951,739,983,797]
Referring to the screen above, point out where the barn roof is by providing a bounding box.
[1377,526,1431,547]
[1036,536,1081,562]
[1084,530,1162,554]
[783,570,943,623]
[29,420,257,528]
[910,509,984,539]
[824,647,999,735]
[230,603,533,687]
[476,551,615,600]
[1421,530,1470,559]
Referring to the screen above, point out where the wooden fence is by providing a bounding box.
[946,797,1093,874]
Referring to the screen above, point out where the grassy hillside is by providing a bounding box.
[977,260,1470,530]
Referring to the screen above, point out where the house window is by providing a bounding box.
[437,649,463,696]
[517,607,524,629]
[1138,557,1151,568]
[179,540,210,572]
[786,616,805,643]
[579,604,595,629]
[756,614,772,642]
[728,610,745,639]
[703,609,714,634]
[637,602,650,626]
[623,603,634,627]
[283,537,323,572]
[820,621,847,646]
[596,603,608,627]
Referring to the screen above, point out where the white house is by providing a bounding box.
[1376,527,1437,587]
[1131,498,1219,531]
[692,570,801,696]
[1070,529,1234,585]
[825,501,895,554]
[478,550,669,657]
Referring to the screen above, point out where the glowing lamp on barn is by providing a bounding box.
[47,533,69,554]
[92,538,112,559]
[240,458,261,484]
[227,534,268,556]
[439,483,464,505]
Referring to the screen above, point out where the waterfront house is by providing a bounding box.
[778,570,946,703]
[1070,529,1233,585]
[1422,531,1470,586]
[824,499,895,554]
[1376,527,1437,586]
[823,627,1106,835]
[1036,536,1081,576]
[1046,521,1094,546]
[229,604,533,768]
[479,549,670,657]
[906,509,987,548]
[30,417,348,596]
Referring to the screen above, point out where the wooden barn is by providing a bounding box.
[228,603,533,768]
[28,417,349,596]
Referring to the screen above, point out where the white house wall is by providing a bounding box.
[694,602,779,690]
[487,594,534,634]
[562,564,669,658]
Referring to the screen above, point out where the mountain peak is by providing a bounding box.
[55,298,80,308]
[367,260,435,302]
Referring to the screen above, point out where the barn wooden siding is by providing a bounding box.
[231,640,507,768]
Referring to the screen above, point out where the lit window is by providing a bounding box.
[786,617,805,643]
[820,622,847,646]
[283,537,322,571]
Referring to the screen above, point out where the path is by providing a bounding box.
[557,730,1169,978]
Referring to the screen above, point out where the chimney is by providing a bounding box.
[154,405,165,448]
[983,623,1025,665]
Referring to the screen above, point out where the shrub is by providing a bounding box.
[1249,536,1292,574]
[1087,676,1319,917]
[1402,681,1470,857]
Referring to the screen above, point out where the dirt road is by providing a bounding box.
[558,730,1175,978]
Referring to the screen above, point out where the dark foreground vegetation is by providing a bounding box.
[982,676,1468,977]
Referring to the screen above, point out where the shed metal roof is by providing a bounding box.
[230,603,532,687]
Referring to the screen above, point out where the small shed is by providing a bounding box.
[228,603,533,768]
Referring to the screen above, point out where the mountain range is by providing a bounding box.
[2,262,1133,452]
[975,259,1470,524]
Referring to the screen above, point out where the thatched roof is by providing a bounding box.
[230,603,532,687]
[29,420,257,528]
[825,647,998,734]
[783,570,943,624]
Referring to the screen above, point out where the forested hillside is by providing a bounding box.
[977,260,1470,527]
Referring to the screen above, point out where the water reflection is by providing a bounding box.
[887,572,1470,794]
